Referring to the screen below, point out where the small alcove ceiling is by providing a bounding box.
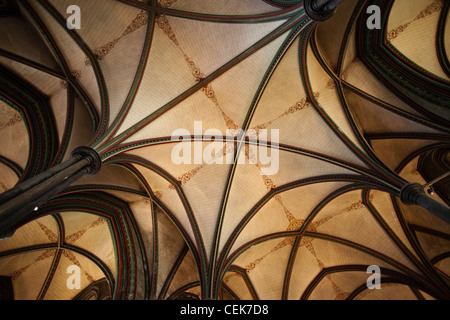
[0,0,449,300]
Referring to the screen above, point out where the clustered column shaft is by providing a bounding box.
[304,0,346,21]
[0,147,102,239]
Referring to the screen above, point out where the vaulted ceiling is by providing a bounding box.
[0,0,449,300]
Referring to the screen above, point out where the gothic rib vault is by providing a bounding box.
[0,0,449,300]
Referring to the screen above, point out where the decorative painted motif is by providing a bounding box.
[329,278,351,300]
[169,143,233,189]
[37,221,59,243]
[326,72,347,90]
[387,0,444,42]
[5,113,22,128]
[86,11,150,65]
[155,14,239,131]
[62,249,94,284]
[251,95,318,132]
[158,0,178,8]
[11,219,97,283]
[243,194,373,299]
[65,218,106,244]
[10,218,105,286]
[169,94,316,190]
[60,69,82,89]
[156,14,320,191]
[153,191,163,199]
[202,83,240,131]
[245,238,290,272]
[10,250,56,280]
[178,166,204,186]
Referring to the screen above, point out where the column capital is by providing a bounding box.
[0,227,15,240]
[71,146,102,176]
[400,182,450,224]
[304,0,337,21]
[400,182,425,205]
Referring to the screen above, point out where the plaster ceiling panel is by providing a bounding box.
[219,153,356,255]
[305,42,369,165]
[131,162,177,198]
[153,208,189,296]
[248,36,368,168]
[25,1,103,116]
[314,0,359,72]
[48,0,152,128]
[0,162,19,194]
[343,88,444,135]
[176,162,233,259]
[313,189,424,275]
[122,32,289,143]
[0,215,58,252]
[0,56,63,97]
[232,237,293,300]
[114,15,288,138]
[0,101,30,170]
[221,269,256,300]
[0,249,56,300]
[59,94,95,162]
[164,248,199,300]
[416,232,450,265]
[161,15,287,79]
[227,181,352,256]
[288,237,409,300]
[343,58,427,118]
[369,138,438,172]
[0,0,449,301]
[434,258,450,279]
[74,163,145,192]
[160,0,281,15]
[0,15,59,70]
[307,271,370,300]
[42,249,108,300]
[445,5,450,64]
[60,212,117,280]
[387,0,449,80]
[48,0,144,50]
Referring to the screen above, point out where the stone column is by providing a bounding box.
[400,183,450,224]
[304,0,346,21]
[0,147,102,239]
